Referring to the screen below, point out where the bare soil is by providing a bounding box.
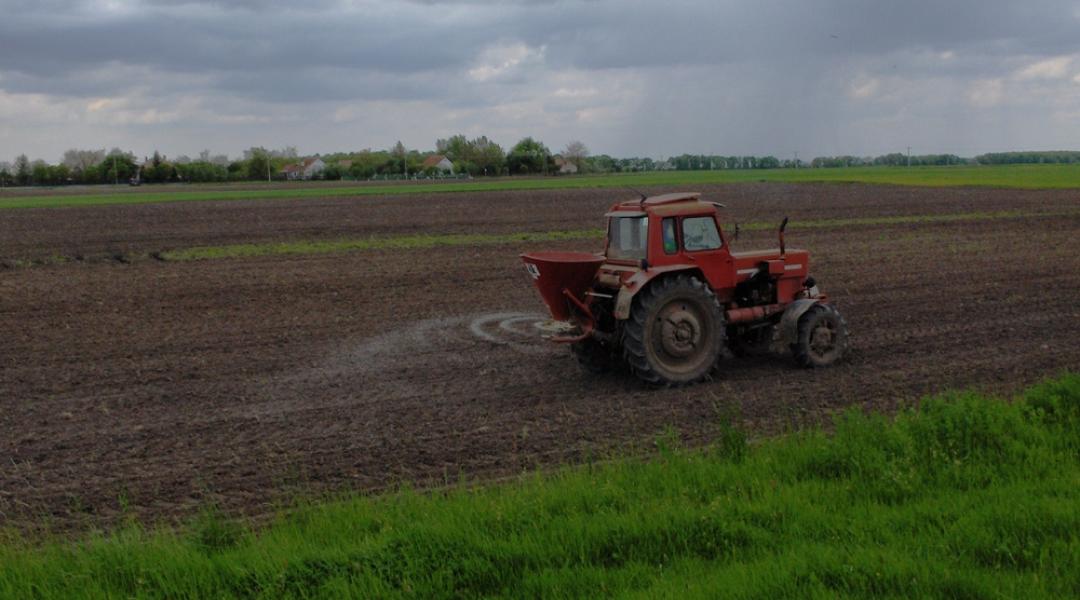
[1,183,1078,531]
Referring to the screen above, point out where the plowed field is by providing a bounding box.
[2,183,1078,530]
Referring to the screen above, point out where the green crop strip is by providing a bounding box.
[159,229,606,261]
[1,374,1077,598]
[1,164,1078,210]
[159,208,1076,261]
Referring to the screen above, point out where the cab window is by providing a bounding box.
[661,218,678,254]
[682,216,722,251]
[607,216,648,260]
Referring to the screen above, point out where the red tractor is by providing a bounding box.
[522,192,848,385]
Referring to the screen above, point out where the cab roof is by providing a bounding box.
[643,192,700,206]
[612,192,717,217]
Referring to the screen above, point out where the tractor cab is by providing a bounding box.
[604,193,724,264]
[597,193,808,308]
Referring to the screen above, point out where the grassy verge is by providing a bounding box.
[161,208,1076,261]
[2,375,1077,598]
[1,164,1078,209]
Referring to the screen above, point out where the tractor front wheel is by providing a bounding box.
[791,304,848,368]
[623,274,724,386]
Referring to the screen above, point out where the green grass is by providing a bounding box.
[2,375,1077,598]
[161,208,1076,261]
[2,164,1078,209]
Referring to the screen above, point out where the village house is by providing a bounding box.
[553,156,579,175]
[421,154,454,173]
[281,157,326,180]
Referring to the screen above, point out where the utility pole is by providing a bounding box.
[266,152,271,183]
[907,146,911,167]
[113,155,118,185]
[793,151,798,169]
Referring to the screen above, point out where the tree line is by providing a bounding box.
[2,141,1077,188]
[972,151,1080,165]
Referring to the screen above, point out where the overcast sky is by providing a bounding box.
[2,0,1080,162]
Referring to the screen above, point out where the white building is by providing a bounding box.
[421,154,454,173]
[554,156,579,174]
[282,157,327,180]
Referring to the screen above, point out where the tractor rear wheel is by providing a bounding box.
[623,274,724,385]
[791,304,848,368]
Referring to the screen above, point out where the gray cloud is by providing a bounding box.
[2,0,1079,161]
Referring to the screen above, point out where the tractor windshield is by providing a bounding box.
[607,216,649,260]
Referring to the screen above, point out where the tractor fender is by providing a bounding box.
[614,286,635,320]
[780,299,824,345]
[613,266,705,320]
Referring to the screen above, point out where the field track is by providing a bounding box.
[2,182,1078,530]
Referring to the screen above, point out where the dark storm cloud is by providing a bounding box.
[2,0,1079,159]
[3,0,1078,96]
[533,1,1080,69]
[0,4,481,80]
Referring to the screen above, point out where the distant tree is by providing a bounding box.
[612,156,655,172]
[468,136,505,176]
[812,155,870,168]
[508,137,552,175]
[227,160,247,181]
[345,149,384,179]
[14,154,30,186]
[321,163,345,180]
[873,153,906,167]
[756,156,780,169]
[193,149,230,167]
[30,160,50,185]
[974,151,1077,165]
[588,154,617,172]
[392,141,408,175]
[176,161,228,183]
[665,154,786,171]
[435,134,505,176]
[407,150,425,176]
[54,163,72,184]
[62,149,106,173]
[562,140,589,171]
[140,150,176,183]
[436,135,470,161]
[270,146,298,159]
[148,162,176,183]
[348,162,376,179]
[102,151,135,183]
[245,147,272,181]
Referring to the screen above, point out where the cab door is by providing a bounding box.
[678,215,735,292]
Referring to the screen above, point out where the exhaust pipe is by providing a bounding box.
[778,216,789,258]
